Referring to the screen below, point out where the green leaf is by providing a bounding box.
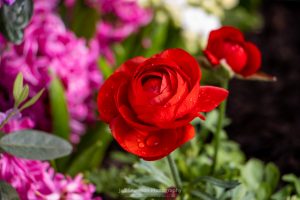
[0,130,72,160]
[271,186,293,200]
[13,73,23,103]
[67,125,113,176]
[134,160,173,186]
[193,176,240,189]
[49,76,70,140]
[0,181,20,200]
[0,0,33,44]
[241,159,264,190]
[98,57,113,80]
[283,174,300,195]
[15,85,29,107]
[265,163,280,192]
[145,20,169,57]
[19,89,45,111]
[191,190,217,200]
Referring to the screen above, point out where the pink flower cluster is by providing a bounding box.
[89,0,152,63]
[0,154,99,200]
[0,0,102,143]
[0,111,99,200]
[0,0,15,7]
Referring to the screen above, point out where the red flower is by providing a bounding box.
[203,26,261,77]
[97,48,228,160]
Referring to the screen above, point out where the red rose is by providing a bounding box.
[203,26,261,77]
[97,48,228,160]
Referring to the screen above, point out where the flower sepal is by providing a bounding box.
[235,71,277,82]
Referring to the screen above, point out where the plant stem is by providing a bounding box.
[0,109,18,130]
[211,80,229,174]
[167,154,182,189]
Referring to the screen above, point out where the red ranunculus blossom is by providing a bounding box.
[203,26,261,77]
[97,48,228,160]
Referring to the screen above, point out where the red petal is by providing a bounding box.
[240,42,261,77]
[223,42,247,73]
[196,86,228,112]
[203,50,220,66]
[142,124,195,161]
[117,56,147,75]
[205,26,245,64]
[110,116,195,160]
[159,48,201,84]
[115,81,158,131]
[97,72,128,123]
[208,26,244,44]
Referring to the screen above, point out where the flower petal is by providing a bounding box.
[97,72,128,123]
[110,116,195,160]
[240,42,261,77]
[159,48,201,84]
[208,26,244,45]
[196,86,228,112]
[117,56,147,75]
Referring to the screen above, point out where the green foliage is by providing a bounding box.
[98,58,114,80]
[0,181,20,200]
[0,130,72,160]
[0,0,33,44]
[66,123,113,175]
[13,73,23,102]
[49,76,70,141]
[19,89,45,111]
[87,167,130,199]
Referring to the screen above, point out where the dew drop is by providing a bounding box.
[146,135,160,147]
[138,142,145,148]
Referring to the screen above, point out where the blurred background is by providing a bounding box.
[227,0,300,175]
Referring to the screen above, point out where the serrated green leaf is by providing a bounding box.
[19,89,44,111]
[49,76,70,140]
[0,130,72,160]
[13,73,23,103]
[15,85,29,107]
[193,176,240,189]
[0,181,20,200]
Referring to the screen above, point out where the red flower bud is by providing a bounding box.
[203,26,261,77]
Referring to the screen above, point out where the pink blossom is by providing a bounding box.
[0,113,100,200]
[90,0,152,63]
[0,154,99,200]
[0,1,103,143]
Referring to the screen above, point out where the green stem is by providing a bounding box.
[0,109,18,130]
[167,154,182,189]
[210,80,229,174]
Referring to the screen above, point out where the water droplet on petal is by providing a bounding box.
[146,135,160,147]
[138,142,145,148]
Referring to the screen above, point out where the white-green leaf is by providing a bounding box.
[0,181,20,200]
[19,89,45,111]
[0,130,72,160]
[13,73,23,103]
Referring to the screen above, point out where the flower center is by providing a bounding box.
[142,75,162,94]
